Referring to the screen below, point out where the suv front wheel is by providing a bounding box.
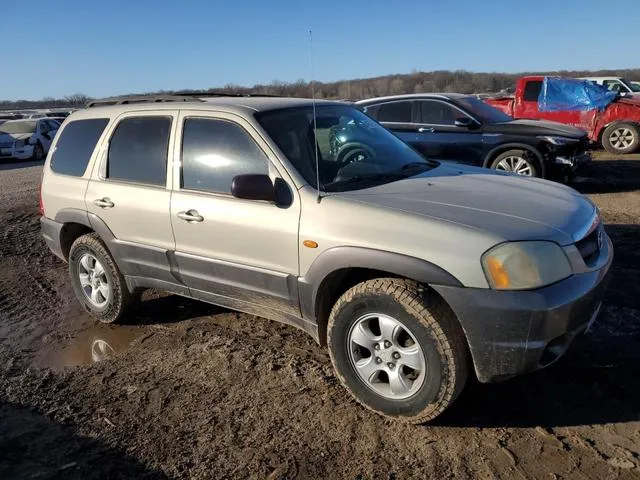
[327,278,469,423]
[69,233,132,324]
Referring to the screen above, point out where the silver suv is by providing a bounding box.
[40,95,613,422]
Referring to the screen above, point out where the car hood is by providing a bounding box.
[337,164,595,246]
[484,119,587,137]
[0,133,30,143]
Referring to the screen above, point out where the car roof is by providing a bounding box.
[355,93,469,105]
[580,76,622,81]
[71,96,344,121]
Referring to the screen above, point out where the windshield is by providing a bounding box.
[0,121,36,134]
[456,97,513,123]
[257,105,436,192]
[621,78,640,92]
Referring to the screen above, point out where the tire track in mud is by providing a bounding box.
[0,207,68,357]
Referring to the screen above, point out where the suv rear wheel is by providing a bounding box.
[490,149,540,177]
[327,278,469,423]
[68,233,132,324]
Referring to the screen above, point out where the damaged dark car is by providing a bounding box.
[356,93,591,181]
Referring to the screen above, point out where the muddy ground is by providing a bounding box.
[0,156,639,479]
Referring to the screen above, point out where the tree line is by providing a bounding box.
[3,68,640,110]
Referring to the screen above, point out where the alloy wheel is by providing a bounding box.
[610,127,636,150]
[495,156,533,176]
[347,313,427,400]
[77,253,110,308]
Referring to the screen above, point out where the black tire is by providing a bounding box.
[489,149,540,178]
[602,123,640,154]
[68,233,132,324]
[31,142,44,161]
[327,278,469,423]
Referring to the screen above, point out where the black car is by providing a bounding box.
[355,94,590,180]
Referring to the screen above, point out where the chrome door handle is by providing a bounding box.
[418,127,435,133]
[177,210,204,223]
[93,197,114,208]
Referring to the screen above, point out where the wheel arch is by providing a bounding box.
[483,143,546,178]
[54,208,118,260]
[597,120,640,144]
[298,247,463,347]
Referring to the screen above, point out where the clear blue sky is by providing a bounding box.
[4,0,640,100]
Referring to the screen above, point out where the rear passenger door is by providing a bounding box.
[413,100,483,165]
[85,111,178,284]
[367,100,416,144]
[169,111,301,317]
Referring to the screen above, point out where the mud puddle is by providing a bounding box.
[37,322,146,369]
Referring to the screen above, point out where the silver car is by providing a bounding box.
[40,95,612,422]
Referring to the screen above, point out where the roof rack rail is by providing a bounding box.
[85,94,205,108]
[170,91,282,98]
[85,91,283,108]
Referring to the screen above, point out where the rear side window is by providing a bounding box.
[523,81,542,102]
[50,118,109,177]
[181,118,269,194]
[377,101,412,123]
[107,116,171,186]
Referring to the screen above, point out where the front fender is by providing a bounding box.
[297,246,462,323]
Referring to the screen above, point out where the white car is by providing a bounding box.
[0,119,59,161]
[581,76,640,95]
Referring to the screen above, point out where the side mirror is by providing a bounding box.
[231,174,276,202]
[454,117,478,128]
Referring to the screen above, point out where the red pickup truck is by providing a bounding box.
[485,76,640,154]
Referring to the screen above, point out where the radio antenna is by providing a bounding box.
[309,29,321,203]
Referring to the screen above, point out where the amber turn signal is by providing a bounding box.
[303,240,318,248]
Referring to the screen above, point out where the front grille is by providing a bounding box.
[0,142,12,148]
[575,226,601,266]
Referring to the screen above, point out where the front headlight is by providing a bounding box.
[538,136,580,146]
[482,241,572,290]
[13,139,26,149]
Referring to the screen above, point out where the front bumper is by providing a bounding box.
[434,235,613,383]
[551,151,591,173]
[0,144,34,160]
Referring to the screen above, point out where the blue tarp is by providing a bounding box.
[538,77,617,112]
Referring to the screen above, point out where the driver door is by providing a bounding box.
[37,120,55,152]
[170,111,302,317]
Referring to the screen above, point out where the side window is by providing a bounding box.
[419,100,460,125]
[181,118,269,194]
[603,80,624,92]
[523,81,542,102]
[362,104,381,120]
[377,101,412,123]
[107,116,171,186]
[50,118,109,177]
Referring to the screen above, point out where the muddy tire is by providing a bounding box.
[327,278,469,423]
[490,149,540,177]
[602,123,640,154]
[68,233,132,324]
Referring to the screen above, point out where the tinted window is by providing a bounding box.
[107,117,170,186]
[50,119,109,177]
[419,100,461,125]
[523,81,542,102]
[377,101,412,122]
[362,104,381,119]
[181,118,269,194]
